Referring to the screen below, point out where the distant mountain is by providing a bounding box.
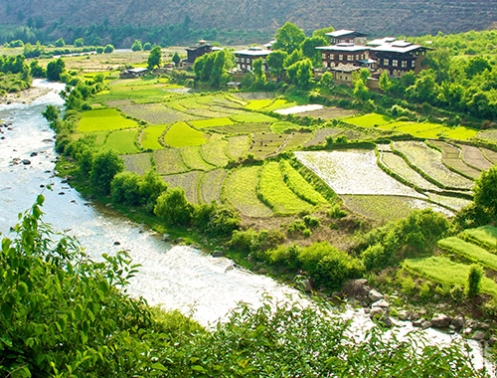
[1,0,496,42]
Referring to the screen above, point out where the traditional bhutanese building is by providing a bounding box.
[234,47,271,72]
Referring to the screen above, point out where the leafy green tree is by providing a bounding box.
[54,37,66,47]
[111,171,143,206]
[252,57,266,89]
[467,264,483,298]
[29,60,45,78]
[148,45,162,69]
[143,42,152,51]
[131,40,143,51]
[46,58,65,81]
[319,71,334,93]
[103,44,114,53]
[172,52,181,66]
[301,36,328,65]
[406,74,437,103]
[472,165,497,222]
[73,37,84,47]
[465,56,491,79]
[353,79,369,101]
[154,187,194,226]
[272,22,306,53]
[379,70,391,92]
[283,49,302,68]
[266,50,287,79]
[90,149,124,194]
[312,26,335,39]
[42,104,60,123]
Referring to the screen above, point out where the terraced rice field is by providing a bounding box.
[162,171,203,204]
[180,146,215,171]
[209,123,270,134]
[226,135,251,160]
[263,99,297,112]
[438,237,497,271]
[296,107,358,119]
[393,141,474,190]
[304,128,343,147]
[460,145,493,171]
[121,153,152,175]
[342,195,453,221]
[270,121,303,134]
[481,147,497,164]
[104,129,140,154]
[281,132,313,151]
[78,108,138,132]
[462,226,497,250]
[258,162,314,215]
[189,117,234,129]
[404,257,497,296]
[200,136,230,167]
[199,169,228,203]
[234,92,274,100]
[73,131,108,145]
[345,113,392,127]
[249,133,286,159]
[280,160,328,206]
[440,126,478,141]
[295,150,423,197]
[380,151,440,191]
[154,148,189,175]
[164,122,207,147]
[245,99,273,110]
[120,103,199,124]
[428,140,481,179]
[230,112,277,123]
[477,129,497,143]
[140,125,166,150]
[224,167,273,217]
[383,122,445,139]
[427,193,472,211]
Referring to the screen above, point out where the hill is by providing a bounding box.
[1,0,497,44]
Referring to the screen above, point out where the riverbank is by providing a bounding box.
[0,85,51,106]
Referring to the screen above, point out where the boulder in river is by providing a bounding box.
[30,152,38,157]
[212,251,224,258]
[430,313,452,329]
[21,159,31,165]
[368,289,384,303]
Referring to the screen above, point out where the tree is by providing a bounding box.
[467,264,483,298]
[353,79,370,101]
[73,37,84,47]
[472,165,497,222]
[103,44,114,54]
[266,50,288,79]
[46,58,65,81]
[172,52,181,66]
[29,60,45,78]
[319,71,334,93]
[147,46,162,69]
[54,38,66,47]
[143,42,152,51]
[378,70,391,92]
[252,57,266,89]
[272,22,306,53]
[312,26,335,39]
[301,36,328,65]
[283,49,302,68]
[131,40,143,51]
[296,58,313,89]
[465,56,491,79]
[90,149,124,194]
[154,187,194,226]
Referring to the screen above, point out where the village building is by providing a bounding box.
[330,64,362,84]
[326,29,368,46]
[369,40,429,77]
[233,47,271,72]
[120,67,149,79]
[185,40,212,64]
[316,43,373,69]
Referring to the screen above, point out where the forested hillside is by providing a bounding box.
[1,0,497,46]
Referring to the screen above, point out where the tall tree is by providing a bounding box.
[46,58,65,81]
[147,46,162,69]
[131,40,143,51]
[90,149,124,195]
[272,22,306,54]
[312,26,335,39]
[266,50,288,79]
[301,36,328,66]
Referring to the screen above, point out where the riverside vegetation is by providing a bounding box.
[3,23,497,375]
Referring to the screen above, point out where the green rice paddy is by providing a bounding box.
[164,122,207,147]
[190,117,234,129]
[104,129,140,154]
[78,108,138,132]
[141,125,166,150]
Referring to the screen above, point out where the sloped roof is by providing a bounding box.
[326,29,368,38]
[234,47,271,56]
[316,44,370,52]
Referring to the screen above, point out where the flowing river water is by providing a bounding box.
[0,80,492,373]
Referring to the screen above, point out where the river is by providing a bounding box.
[0,80,491,373]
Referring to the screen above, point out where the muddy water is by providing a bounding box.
[0,80,491,373]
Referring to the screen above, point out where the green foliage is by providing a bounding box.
[379,70,391,92]
[273,22,306,53]
[465,56,491,79]
[312,26,335,39]
[193,202,241,237]
[252,58,267,89]
[286,58,313,89]
[266,50,288,78]
[90,149,125,195]
[131,39,143,51]
[472,166,497,224]
[467,264,483,298]
[154,187,194,226]
[46,58,65,81]
[73,37,84,47]
[230,229,285,253]
[54,37,65,47]
[103,44,114,53]
[301,36,328,65]
[172,52,181,66]
[143,42,152,51]
[29,60,45,78]
[194,50,232,88]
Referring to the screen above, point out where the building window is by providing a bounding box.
[347,55,353,61]
[339,55,343,61]
[242,64,245,69]
[236,57,240,62]
[383,59,389,66]
[392,60,398,67]
[322,53,326,60]
[401,61,407,68]
[411,61,416,68]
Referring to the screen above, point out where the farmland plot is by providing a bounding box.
[481,147,497,164]
[428,140,481,179]
[245,99,273,110]
[190,117,234,129]
[275,104,323,115]
[104,129,140,154]
[270,121,303,134]
[180,146,215,171]
[234,92,275,100]
[119,103,199,124]
[121,153,152,175]
[385,122,445,139]
[438,237,497,272]
[154,148,189,175]
[78,108,138,132]
[162,171,203,204]
[258,162,314,215]
[345,113,391,127]
[231,112,277,123]
[282,132,313,152]
[477,129,497,143]
[280,160,328,206]
[199,169,228,203]
[462,226,497,250]
[380,152,440,191]
[249,132,286,159]
[294,150,423,197]
[200,136,230,167]
[459,145,492,171]
[73,131,108,145]
[184,108,234,118]
[226,135,251,160]
[393,141,474,190]
[140,125,166,150]
[164,122,207,147]
[304,128,343,147]
[209,123,270,134]
[427,193,472,211]
[296,107,358,120]
[224,167,273,218]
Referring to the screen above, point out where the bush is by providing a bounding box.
[154,187,194,226]
[90,149,124,195]
[467,264,483,298]
[194,202,240,237]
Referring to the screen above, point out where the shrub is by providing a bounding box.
[154,187,194,226]
[194,202,240,237]
[303,215,320,228]
[467,264,483,298]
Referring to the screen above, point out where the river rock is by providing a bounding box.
[371,299,389,309]
[21,159,31,165]
[489,337,497,347]
[451,317,465,330]
[413,318,425,327]
[430,313,452,329]
[212,251,224,257]
[174,237,184,244]
[369,289,384,302]
[303,279,313,293]
[382,317,395,328]
[397,310,409,321]
[58,192,65,195]
[114,241,121,246]
[472,331,486,341]
[30,152,38,157]
[369,307,385,319]
[258,268,268,274]
[422,321,432,329]
[163,234,170,241]
[342,278,370,298]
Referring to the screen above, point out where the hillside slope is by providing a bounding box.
[2,0,496,37]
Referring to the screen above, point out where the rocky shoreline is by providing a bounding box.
[0,86,51,106]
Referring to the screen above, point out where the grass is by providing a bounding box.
[78,108,138,132]
[162,171,203,204]
[104,129,140,154]
[224,166,273,218]
[438,237,497,271]
[141,125,167,150]
[189,117,234,129]
[180,146,216,171]
[280,160,328,206]
[121,153,153,175]
[164,122,207,148]
[403,256,497,296]
[94,83,174,105]
[462,226,497,251]
[258,162,314,215]
[270,121,302,134]
[199,169,228,204]
[154,148,189,175]
[120,103,199,124]
[230,112,277,123]
[200,136,230,167]
[226,135,251,160]
[345,113,392,127]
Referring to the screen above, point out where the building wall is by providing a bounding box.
[235,55,268,72]
[373,51,426,77]
[321,50,369,68]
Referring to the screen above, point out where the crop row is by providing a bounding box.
[438,237,497,272]
[427,140,481,179]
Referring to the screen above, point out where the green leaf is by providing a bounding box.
[151,362,168,371]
